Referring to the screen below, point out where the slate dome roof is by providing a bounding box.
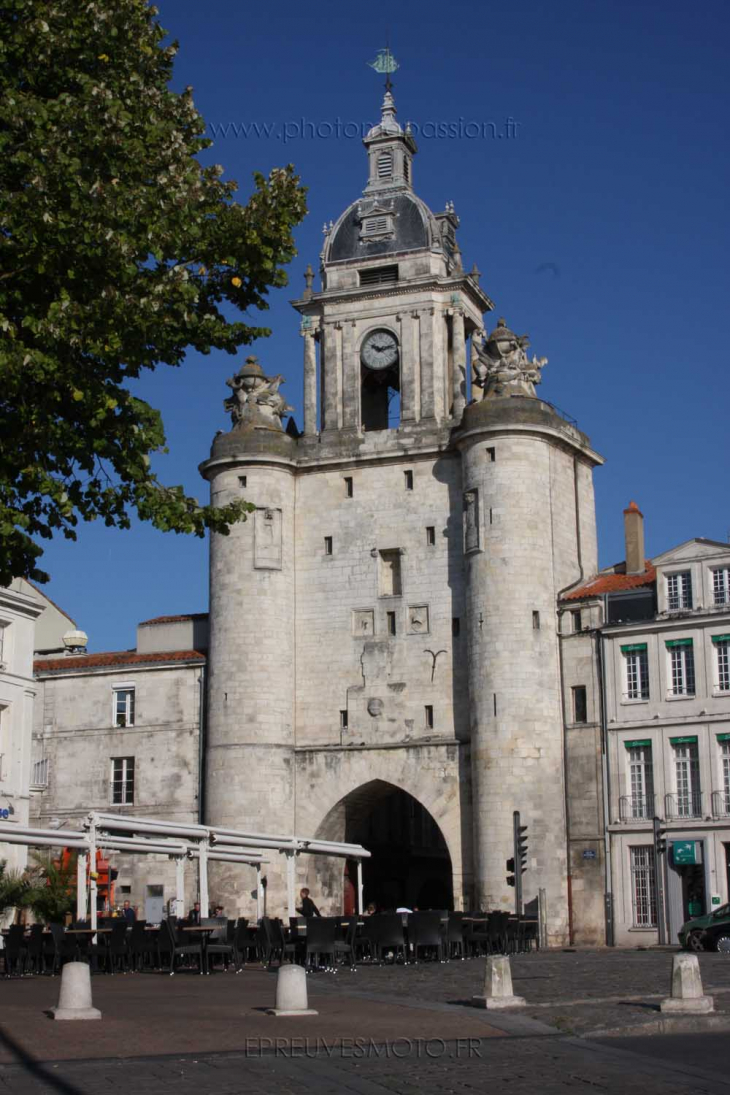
[327,191,438,263]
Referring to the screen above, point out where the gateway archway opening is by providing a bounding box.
[316,780,453,911]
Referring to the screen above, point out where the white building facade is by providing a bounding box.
[0,582,43,870]
[560,508,730,945]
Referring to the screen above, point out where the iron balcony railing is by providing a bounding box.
[619,794,655,821]
[664,792,704,820]
[711,791,730,818]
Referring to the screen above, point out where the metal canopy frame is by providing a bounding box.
[1,812,370,928]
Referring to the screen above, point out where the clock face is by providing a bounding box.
[361,329,398,371]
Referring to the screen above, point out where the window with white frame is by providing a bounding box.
[31,758,49,787]
[626,742,654,818]
[111,757,135,804]
[713,636,730,692]
[113,686,135,728]
[667,571,692,611]
[712,568,730,606]
[666,639,695,696]
[629,846,656,927]
[719,737,730,816]
[672,738,701,817]
[622,643,650,700]
[0,622,8,666]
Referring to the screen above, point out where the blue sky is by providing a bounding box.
[39,0,729,651]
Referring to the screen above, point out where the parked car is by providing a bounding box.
[678,903,730,952]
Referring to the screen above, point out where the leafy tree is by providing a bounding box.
[0,0,307,585]
[0,860,33,918]
[25,851,76,924]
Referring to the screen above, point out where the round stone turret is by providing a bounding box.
[456,336,601,942]
[200,355,298,915]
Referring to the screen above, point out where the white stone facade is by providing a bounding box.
[199,89,604,942]
[31,647,205,915]
[561,532,730,946]
[0,583,43,871]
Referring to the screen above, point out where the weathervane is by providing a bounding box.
[368,46,399,92]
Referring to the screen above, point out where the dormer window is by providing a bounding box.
[358,202,396,243]
[363,216,388,236]
[667,571,692,611]
[377,151,393,179]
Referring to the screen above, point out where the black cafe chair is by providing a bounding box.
[26,924,46,975]
[48,923,76,974]
[159,917,205,975]
[446,912,466,960]
[202,917,235,972]
[409,911,446,963]
[367,914,407,964]
[303,917,337,971]
[4,925,27,977]
[334,916,358,969]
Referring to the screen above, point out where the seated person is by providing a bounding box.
[296,887,320,917]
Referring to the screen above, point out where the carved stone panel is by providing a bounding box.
[407,605,430,635]
[463,489,480,553]
[352,609,375,637]
[254,507,282,570]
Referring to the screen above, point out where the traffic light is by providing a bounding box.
[653,816,667,856]
[506,857,516,886]
[517,824,529,874]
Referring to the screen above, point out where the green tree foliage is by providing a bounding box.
[25,851,76,924]
[0,1,307,585]
[0,860,34,918]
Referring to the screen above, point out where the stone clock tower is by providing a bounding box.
[200,85,603,940]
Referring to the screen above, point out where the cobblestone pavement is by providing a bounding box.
[1,1034,729,1095]
[311,947,730,1036]
[0,949,729,1093]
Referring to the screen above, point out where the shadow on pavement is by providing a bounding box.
[0,1023,86,1095]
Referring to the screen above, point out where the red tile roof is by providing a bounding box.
[562,565,656,601]
[34,649,206,674]
[138,613,208,626]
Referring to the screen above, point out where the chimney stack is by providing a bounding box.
[623,501,645,575]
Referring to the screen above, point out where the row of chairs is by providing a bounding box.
[257,911,539,970]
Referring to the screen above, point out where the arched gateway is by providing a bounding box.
[310,780,454,912]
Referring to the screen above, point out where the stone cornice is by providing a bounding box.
[291,274,493,316]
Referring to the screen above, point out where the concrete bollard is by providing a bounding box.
[267,964,318,1017]
[660,953,714,1014]
[473,955,526,1010]
[51,962,101,1021]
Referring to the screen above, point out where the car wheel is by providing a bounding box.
[688,931,706,953]
[714,933,730,954]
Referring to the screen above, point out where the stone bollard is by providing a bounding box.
[267,964,318,1017]
[473,955,526,1010]
[51,962,101,1021]
[660,953,714,1014]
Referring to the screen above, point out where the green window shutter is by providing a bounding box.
[665,638,693,648]
[711,634,730,644]
[621,643,648,653]
[670,735,698,745]
[717,733,730,743]
[624,739,652,749]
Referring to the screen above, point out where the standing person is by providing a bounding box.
[121,900,136,923]
[188,901,201,925]
[296,888,320,917]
